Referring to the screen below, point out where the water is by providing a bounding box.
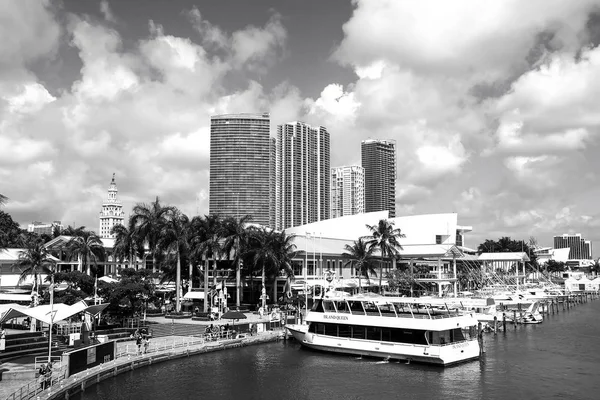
[74,301,600,400]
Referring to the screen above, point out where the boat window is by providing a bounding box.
[364,302,380,316]
[325,323,338,336]
[338,324,352,338]
[390,329,428,345]
[366,326,382,341]
[428,330,451,345]
[335,301,351,313]
[322,300,335,313]
[348,301,365,315]
[311,299,324,312]
[308,323,325,335]
[451,328,466,342]
[461,326,475,340]
[352,326,365,339]
[381,328,392,342]
[378,303,396,317]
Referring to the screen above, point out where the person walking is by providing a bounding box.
[135,331,143,355]
[0,327,6,352]
[143,335,150,354]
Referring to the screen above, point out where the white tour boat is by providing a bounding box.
[286,297,481,366]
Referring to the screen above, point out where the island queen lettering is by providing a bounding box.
[324,314,349,321]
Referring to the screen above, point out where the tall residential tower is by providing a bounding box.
[99,173,125,238]
[331,165,364,219]
[361,139,396,218]
[209,113,273,227]
[276,122,330,230]
[553,233,592,260]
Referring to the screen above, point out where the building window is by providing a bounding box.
[436,235,442,244]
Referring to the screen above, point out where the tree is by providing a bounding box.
[342,238,376,293]
[193,214,223,312]
[157,209,187,312]
[66,231,106,275]
[11,239,56,301]
[269,230,297,303]
[100,268,155,317]
[111,224,137,269]
[129,197,176,273]
[247,227,278,309]
[0,210,24,248]
[476,236,537,268]
[0,194,7,207]
[46,271,94,305]
[364,219,405,291]
[221,215,252,307]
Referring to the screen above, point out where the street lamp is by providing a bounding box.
[46,274,56,364]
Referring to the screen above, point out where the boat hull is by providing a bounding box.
[287,325,479,366]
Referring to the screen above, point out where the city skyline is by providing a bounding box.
[2,1,600,249]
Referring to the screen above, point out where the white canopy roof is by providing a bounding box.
[0,301,109,324]
[183,291,205,300]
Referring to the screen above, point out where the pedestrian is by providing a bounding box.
[0,327,6,352]
[135,331,143,355]
[45,361,54,388]
[143,335,150,354]
[38,363,47,390]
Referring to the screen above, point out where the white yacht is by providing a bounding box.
[286,297,481,366]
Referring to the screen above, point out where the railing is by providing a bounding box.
[5,366,68,400]
[414,273,457,280]
[5,330,261,400]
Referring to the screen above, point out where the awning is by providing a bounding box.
[0,301,109,324]
[183,291,205,300]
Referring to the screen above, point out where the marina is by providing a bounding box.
[70,298,600,400]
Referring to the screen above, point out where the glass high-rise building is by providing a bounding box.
[553,233,592,260]
[331,165,365,219]
[209,113,273,227]
[276,122,330,230]
[361,139,396,218]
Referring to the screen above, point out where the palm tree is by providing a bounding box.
[111,224,136,269]
[342,238,376,293]
[0,194,7,207]
[364,219,405,292]
[191,214,223,312]
[248,227,279,310]
[66,231,106,275]
[262,230,297,303]
[129,197,176,273]
[221,215,252,307]
[157,210,188,312]
[11,239,56,301]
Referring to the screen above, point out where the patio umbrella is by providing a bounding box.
[221,310,247,328]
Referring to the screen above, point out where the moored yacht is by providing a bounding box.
[286,297,481,366]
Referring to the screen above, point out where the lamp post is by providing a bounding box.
[304,232,310,319]
[47,274,56,363]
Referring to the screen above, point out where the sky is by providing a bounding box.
[2,0,600,251]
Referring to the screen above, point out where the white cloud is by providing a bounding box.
[3,82,56,114]
[335,0,597,81]
[100,1,116,23]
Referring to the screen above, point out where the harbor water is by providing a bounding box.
[74,300,600,400]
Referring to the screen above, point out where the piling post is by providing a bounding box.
[477,322,484,355]
[513,310,517,326]
[493,316,498,335]
[502,313,507,331]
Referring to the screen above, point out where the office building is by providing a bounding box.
[209,113,273,227]
[99,173,125,238]
[331,165,364,218]
[553,233,592,260]
[361,139,396,217]
[276,121,330,230]
[27,221,63,236]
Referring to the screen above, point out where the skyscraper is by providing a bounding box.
[276,122,330,230]
[553,233,592,260]
[209,113,273,227]
[331,165,365,219]
[99,173,125,238]
[361,139,396,217]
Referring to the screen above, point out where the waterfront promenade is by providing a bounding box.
[0,312,284,400]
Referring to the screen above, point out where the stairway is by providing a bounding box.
[147,323,205,338]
